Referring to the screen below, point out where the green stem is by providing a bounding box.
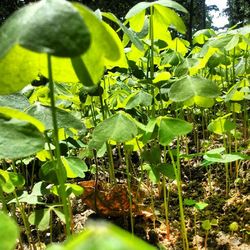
[0,187,7,212]
[168,138,189,250]
[163,146,170,236]
[149,6,155,117]
[107,143,116,185]
[125,149,134,234]
[13,190,33,247]
[47,55,71,236]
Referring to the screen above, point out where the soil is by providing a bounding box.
[16,140,250,250]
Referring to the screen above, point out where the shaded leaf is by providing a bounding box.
[0,0,90,57]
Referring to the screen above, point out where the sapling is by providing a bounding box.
[201,219,218,250]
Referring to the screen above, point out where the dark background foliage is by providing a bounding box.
[0,0,249,41]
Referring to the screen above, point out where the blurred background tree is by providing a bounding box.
[0,0,248,42]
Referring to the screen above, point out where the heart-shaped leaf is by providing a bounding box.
[125,91,152,109]
[125,0,187,19]
[0,211,19,250]
[0,0,90,58]
[158,117,192,145]
[26,103,85,131]
[0,116,45,159]
[169,76,220,102]
[61,157,88,178]
[89,112,138,150]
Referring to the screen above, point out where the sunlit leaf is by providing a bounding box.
[169,76,220,102]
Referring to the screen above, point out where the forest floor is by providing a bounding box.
[17,141,250,250]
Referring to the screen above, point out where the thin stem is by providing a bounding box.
[149,6,155,117]
[168,138,189,250]
[125,149,134,234]
[107,143,116,185]
[163,146,170,238]
[47,54,71,236]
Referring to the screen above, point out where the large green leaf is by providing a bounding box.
[61,156,88,178]
[0,0,90,58]
[154,5,186,34]
[89,112,138,150]
[47,221,156,250]
[26,103,85,131]
[72,5,127,86]
[0,93,30,110]
[0,45,44,95]
[125,0,187,19]
[169,76,220,102]
[125,91,152,109]
[0,106,45,132]
[0,116,45,159]
[158,117,192,145]
[207,114,236,135]
[0,211,19,250]
[29,208,51,231]
[102,12,144,51]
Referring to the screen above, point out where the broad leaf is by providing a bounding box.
[0,170,25,193]
[125,91,152,109]
[0,116,45,159]
[158,117,192,145]
[207,115,235,135]
[29,209,51,231]
[125,0,187,19]
[0,0,90,57]
[0,211,19,250]
[26,103,85,131]
[47,221,155,250]
[61,156,88,178]
[90,112,138,150]
[169,76,220,102]
[0,93,30,110]
[39,161,66,184]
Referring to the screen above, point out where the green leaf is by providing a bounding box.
[207,115,235,135]
[184,199,196,206]
[0,170,25,193]
[39,161,66,184]
[0,116,45,159]
[26,103,85,131]
[102,12,144,51]
[90,112,138,149]
[65,183,84,196]
[47,221,156,250]
[142,145,162,165]
[0,93,30,111]
[0,106,45,132]
[202,220,211,231]
[195,202,208,210]
[29,208,51,231]
[158,163,176,179]
[0,211,19,250]
[158,117,192,145]
[125,0,187,19]
[204,153,244,163]
[125,91,152,109]
[154,5,186,34]
[72,5,127,85]
[0,0,90,57]
[169,76,220,102]
[61,157,88,178]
